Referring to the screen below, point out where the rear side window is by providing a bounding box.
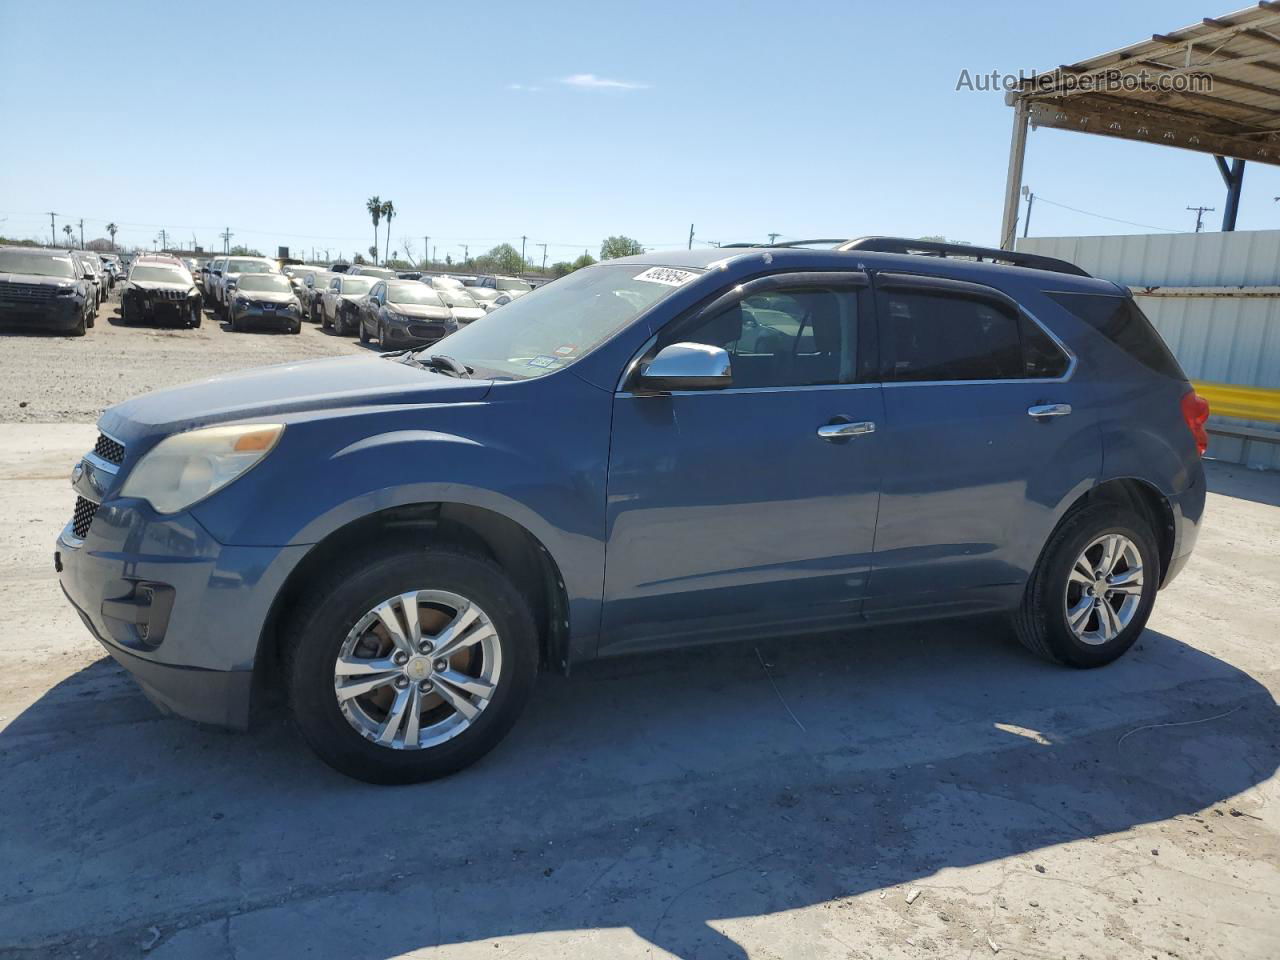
[1047,292,1185,380]
[880,289,1069,381]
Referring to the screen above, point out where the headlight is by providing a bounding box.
[235,296,250,308]
[54,285,77,296]
[120,424,284,514]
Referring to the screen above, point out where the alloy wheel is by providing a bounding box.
[1063,533,1145,645]
[333,590,502,750]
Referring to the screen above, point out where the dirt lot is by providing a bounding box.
[0,294,1277,959]
[0,288,364,423]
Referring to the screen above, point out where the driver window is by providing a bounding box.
[677,287,858,389]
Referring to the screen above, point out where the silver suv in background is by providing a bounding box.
[210,256,280,317]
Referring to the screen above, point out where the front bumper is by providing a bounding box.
[383,316,455,346]
[0,299,83,330]
[233,305,300,329]
[56,482,307,729]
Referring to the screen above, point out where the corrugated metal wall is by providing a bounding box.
[1019,231,1280,469]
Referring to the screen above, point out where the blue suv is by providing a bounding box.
[56,239,1209,783]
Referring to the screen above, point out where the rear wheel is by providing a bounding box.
[359,317,370,344]
[285,546,538,783]
[1014,503,1158,667]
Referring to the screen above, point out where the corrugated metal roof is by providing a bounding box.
[1017,3,1280,165]
[1018,230,1280,286]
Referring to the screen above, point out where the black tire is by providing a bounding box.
[290,319,302,334]
[1013,503,1159,668]
[70,312,87,337]
[359,317,370,344]
[285,545,539,784]
[229,311,240,333]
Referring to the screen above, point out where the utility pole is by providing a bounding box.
[767,232,781,245]
[1187,205,1215,232]
[520,235,527,271]
[432,245,436,265]
[1021,186,1035,238]
[537,243,547,272]
[221,227,233,253]
[462,244,469,264]
[47,212,57,247]
[423,236,429,270]
[77,219,84,249]
[159,228,167,252]
[688,223,694,249]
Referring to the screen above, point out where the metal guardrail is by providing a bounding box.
[1192,381,1280,425]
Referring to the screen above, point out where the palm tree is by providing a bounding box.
[106,222,117,251]
[366,197,382,264]
[380,200,395,265]
[62,224,74,247]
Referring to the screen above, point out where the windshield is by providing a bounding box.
[495,277,532,293]
[0,250,76,278]
[237,274,292,293]
[227,259,275,275]
[131,266,191,284]
[387,283,443,306]
[439,289,479,308]
[341,277,375,295]
[427,263,699,380]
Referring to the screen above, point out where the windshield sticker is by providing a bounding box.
[633,266,698,287]
[554,344,576,356]
[527,355,559,369]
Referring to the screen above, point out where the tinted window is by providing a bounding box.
[1020,314,1070,378]
[1048,292,1185,380]
[883,291,1022,381]
[676,287,858,389]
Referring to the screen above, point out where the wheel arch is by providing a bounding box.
[253,501,571,713]
[1053,477,1176,586]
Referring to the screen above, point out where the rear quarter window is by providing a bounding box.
[1047,292,1185,380]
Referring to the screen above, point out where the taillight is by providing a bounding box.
[1180,389,1210,457]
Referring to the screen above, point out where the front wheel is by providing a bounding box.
[359,317,370,344]
[1013,503,1159,668]
[285,546,538,783]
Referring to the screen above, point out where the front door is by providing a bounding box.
[601,273,884,655]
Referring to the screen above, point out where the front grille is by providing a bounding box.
[94,433,125,465]
[143,288,186,301]
[72,496,99,539]
[0,281,58,303]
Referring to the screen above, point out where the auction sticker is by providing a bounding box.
[527,355,558,369]
[633,266,699,287]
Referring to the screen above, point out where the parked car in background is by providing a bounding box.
[0,246,93,335]
[317,273,376,334]
[477,275,533,298]
[120,261,202,328]
[357,279,457,349]
[201,256,225,301]
[73,253,106,310]
[434,284,485,326]
[346,264,397,281]
[53,242,1210,784]
[211,256,280,317]
[397,271,423,281]
[227,273,303,333]
[328,262,351,274]
[298,270,335,322]
[466,286,512,313]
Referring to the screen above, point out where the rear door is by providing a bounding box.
[865,273,1100,617]
[601,271,884,655]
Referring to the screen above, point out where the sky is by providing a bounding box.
[1,0,1277,263]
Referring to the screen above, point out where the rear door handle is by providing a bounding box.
[1027,403,1072,418]
[817,420,875,441]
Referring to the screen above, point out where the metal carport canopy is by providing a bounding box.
[1000,2,1280,249]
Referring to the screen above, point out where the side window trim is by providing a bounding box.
[617,270,879,394]
[870,272,1075,386]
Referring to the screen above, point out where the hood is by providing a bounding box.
[388,304,453,321]
[0,272,78,288]
[450,306,486,320]
[100,354,493,441]
[131,281,192,292]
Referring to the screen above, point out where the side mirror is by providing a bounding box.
[637,342,732,391]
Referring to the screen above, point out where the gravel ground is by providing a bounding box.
[0,287,364,423]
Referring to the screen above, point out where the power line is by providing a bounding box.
[1034,196,1179,233]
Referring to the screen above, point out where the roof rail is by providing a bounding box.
[838,236,1090,277]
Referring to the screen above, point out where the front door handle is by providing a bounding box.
[1027,403,1072,418]
[817,420,876,441]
